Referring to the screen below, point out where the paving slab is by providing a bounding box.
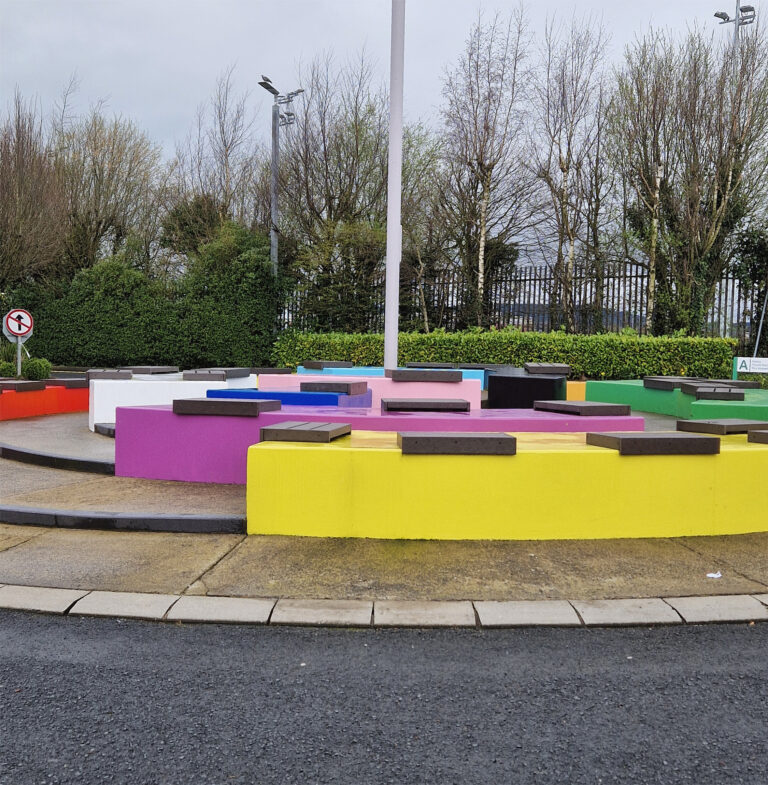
[678,533,768,587]
[664,595,768,623]
[70,590,178,620]
[374,600,476,627]
[474,600,581,627]
[0,529,242,593]
[0,584,88,614]
[198,535,767,601]
[572,598,682,626]
[271,599,372,627]
[167,595,276,624]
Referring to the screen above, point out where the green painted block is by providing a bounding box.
[585,379,768,421]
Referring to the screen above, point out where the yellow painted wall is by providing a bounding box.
[246,431,768,540]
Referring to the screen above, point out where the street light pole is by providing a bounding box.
[714,3,760,354]
[384,0,405,370]
[259,76,304,277]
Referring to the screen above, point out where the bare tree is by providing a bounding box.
[53,107,161,271]
[440,8,535,326]
[531,15,608,332]
[0,92,67,288]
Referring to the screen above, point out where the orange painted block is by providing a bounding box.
[567,381,586,401]
[0,386,89,420]
[50,386,89,413]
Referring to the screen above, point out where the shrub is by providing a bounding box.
[0,360,15,377]
[21,357,52,380]
[271,329,736,379]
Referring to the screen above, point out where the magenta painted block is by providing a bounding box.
[115,404,644,485]
[257,373,484,410]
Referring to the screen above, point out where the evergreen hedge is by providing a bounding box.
[271,329,737,380]
[9,224,281,368]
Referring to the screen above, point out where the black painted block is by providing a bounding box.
[94,423,116,438]
[405,362,457,369]
[586,431,720,455]
[533,400,631,416]
[303,360,354,370]
[85,369,133,381]
[748,430,768,444]
[381,398,470,412]
[487,373,566,409]
[300,381,368,395]
[260,421,351,442]
[0,380,46,392]
[676,419,768,435]
[397,432,517,455]
[524,363,571,376]
[172,398,281,416]
[385,369,462,383]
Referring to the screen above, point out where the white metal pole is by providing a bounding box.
[270,99,280,277]
[383,0,405,370]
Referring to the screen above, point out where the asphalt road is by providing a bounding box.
[2,612,768,785]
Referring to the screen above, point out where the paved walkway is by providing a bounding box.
[1,410,767,626]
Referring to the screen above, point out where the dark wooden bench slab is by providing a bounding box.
[94,423,116,438]
[300,381,368,395]
[172,398,281,416]
[397,432,517,455]
[748,430,768,444]
[704,378,760,389]
[303,360,354,370]
[251,367,292,374]
[676,418,768,435]
[384,369,462,383]
[642,376,700,390]
[680,384,744,401]
[86,369,133,381]
[381,398,470,412]
[44,378,89,389]
[120,366,179,374]
[533,400,631,416]
[586,431,720,455]
[182,367,251,381]
[0,380,46,392]
[524,363,571,376]
[260,421,351,442]
[405,362,457,369]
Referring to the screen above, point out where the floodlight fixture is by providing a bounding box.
[259,80,280,96]
[714,10,731,21]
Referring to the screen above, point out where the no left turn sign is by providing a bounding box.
[3,309,34,339]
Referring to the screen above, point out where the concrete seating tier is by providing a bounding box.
[206,388,373,407]
[586,379,768,420]
[245,430,768,540]
[114,404,644,485]
[88,374,259,431]
[259,373,484,410]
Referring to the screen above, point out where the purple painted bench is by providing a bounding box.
[115,404,644,485]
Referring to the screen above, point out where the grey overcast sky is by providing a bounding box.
[0,0,747,157]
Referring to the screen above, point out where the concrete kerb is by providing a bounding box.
[4,584,768,627]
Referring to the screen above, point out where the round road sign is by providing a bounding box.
[4,309,33,338]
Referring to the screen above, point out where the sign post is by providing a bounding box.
[2,309,34,377]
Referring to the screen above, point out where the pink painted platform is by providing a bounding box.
[257,373,484,410]
[115,404,645,485]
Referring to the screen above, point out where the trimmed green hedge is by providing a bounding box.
[272,329,737,379]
